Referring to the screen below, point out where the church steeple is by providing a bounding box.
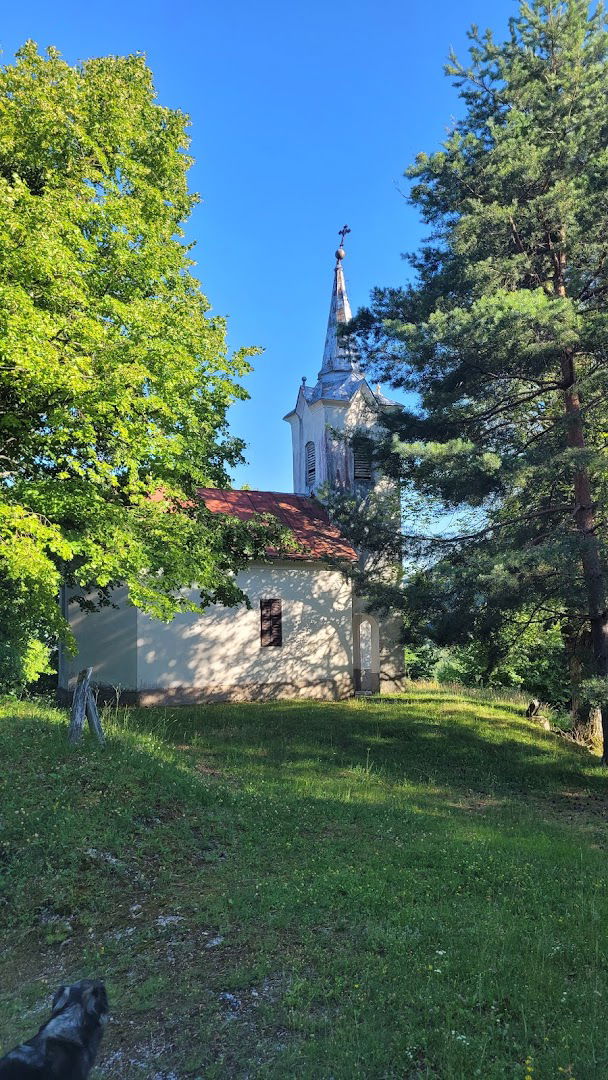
[285,227,396,497]
[317,226,362,392]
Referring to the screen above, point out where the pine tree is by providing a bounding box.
[351,1,608,758]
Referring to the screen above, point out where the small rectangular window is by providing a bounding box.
[260,598,282,647]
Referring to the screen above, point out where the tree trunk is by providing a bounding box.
[556,261,608,763]
[588,706,603,742]
[559,366,608,761]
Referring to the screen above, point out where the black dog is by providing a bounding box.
[0,980,108,1079]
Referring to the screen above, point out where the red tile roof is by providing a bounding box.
[197,488,358,563]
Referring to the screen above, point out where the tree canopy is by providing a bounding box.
[0,42,277,687]
[349,1,608,755]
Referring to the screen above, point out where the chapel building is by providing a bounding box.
[59,239,406,702]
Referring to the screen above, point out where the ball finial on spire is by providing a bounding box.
[335,224,351,263]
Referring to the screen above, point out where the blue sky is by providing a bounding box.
[2,0,516,492]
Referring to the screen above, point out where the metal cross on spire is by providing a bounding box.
[335,225,351,266]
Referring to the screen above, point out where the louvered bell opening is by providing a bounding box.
[354,448,373,481]
[260,598,282,647]
[305,441,316,487]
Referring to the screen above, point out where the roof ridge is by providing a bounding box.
[197,487,311,498]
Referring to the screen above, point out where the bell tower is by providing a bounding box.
[284,229,394,499]
[284,229,406,695]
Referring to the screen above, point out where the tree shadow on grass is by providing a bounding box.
[117,694,606,802]
[1,699,608,1079]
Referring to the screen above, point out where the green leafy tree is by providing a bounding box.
[433,616,569,701]
[350,1,608,758]
[0,43,279,689]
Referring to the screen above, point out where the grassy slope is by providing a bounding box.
[0,688,607,1079]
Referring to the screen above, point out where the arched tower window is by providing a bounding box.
[305,441,316,487]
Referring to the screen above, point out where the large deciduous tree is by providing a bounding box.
[0,42,276,688]
[350,1,608,758]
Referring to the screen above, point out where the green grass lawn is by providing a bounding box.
[0,687,607,1079]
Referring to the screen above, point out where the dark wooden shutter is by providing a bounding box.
[354,447,373,481]
[260,598,282,647]
[305,441,316,486]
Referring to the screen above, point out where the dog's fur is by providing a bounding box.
[0,980,108,1079]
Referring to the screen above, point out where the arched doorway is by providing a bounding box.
[354,615,380,693]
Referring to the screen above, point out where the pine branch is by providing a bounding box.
[462,384,567,426]
[402,503,574,546]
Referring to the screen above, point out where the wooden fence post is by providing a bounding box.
[85,686,106,745]
[68,668,106,746]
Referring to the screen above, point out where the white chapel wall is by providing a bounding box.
[61,561,354,702]
[59,585,137,692]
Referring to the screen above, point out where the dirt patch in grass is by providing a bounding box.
[556,789,608,817]
[195,762,224,779]
[448,794,509,814]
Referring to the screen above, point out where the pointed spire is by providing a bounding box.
[317,226,362,389]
